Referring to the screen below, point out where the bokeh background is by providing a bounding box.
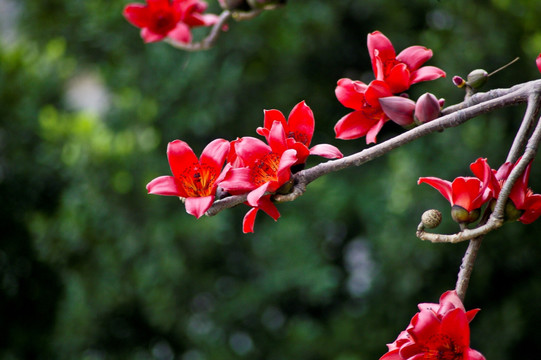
[2,0,541,359]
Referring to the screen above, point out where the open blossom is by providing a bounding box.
[418,168,491,224]
[123,0,218,43]
[146,138,229,218]
[470,157,541,224]
[256,101,343,166]
[219,121,297,233]
[380,290,485,360]
[367,30,446,94]
[334,78,393,144]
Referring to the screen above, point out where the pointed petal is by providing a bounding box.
[141,28,167,43]
[247,182,272,207]
[167,140,198,180]
[258,195,280,220]
[200,138,230,172]
[167,22,192,44]
[379,96,416,126]
[418,177,453,204]
[123,4,151,28]
[242,207,258,233]
[276,149,297,185]
[440,308,470,347]
[410,66,446,84]
[334,111,379,140]
[379,350,403,360]
[335,78,367,110]
[396,45,433,71]
[262,109,287,135]
[367,31,395,72]
[365,80,393,108]
[185,195,214,218]
[386,63,411,94]
[309,144,343,159]
[289,140,310,165]
[287,101,314,146]
[365,117,386,144]
[234,137,271,166]
[468,349,487,360]
[267,121,288,155]
[146,175,183,197]
[218,167,254,194]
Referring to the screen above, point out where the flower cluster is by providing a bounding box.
[334,31,446,144]
[146,101,343,232]
[419,157,541,225]
[380,290,485,360]
[123,0,220,43]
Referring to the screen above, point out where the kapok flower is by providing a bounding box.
[123,0,218,44]
[219,121,297,233]
[367,30,446,94]
[256,101,343,167]
[418,171,491,224]
[146,138,229,218]
[380,290,485,360]
[470,157,541,224]
[334,78,393,144]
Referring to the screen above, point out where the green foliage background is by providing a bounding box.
[2,0,541,359]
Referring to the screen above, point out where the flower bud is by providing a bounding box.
[452,76,466,88]
[466,69,488,89]
[379,96,415,127]
[421,209,442,229]
[504,199,524,222]
[414,93,441,125]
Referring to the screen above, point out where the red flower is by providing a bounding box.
[146,138,229,218]
[256,101,343,166]
[380,290,485,360]
[123,0,218,43]
[334,78,393,144]
[470,158,541,224]
[367,31,446,94]
[418,170,491,224]
[219,121,297,233]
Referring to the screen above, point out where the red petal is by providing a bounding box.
[185,195,214,218]
[262,109,287,135]
[519,194,541,224]
[379,349,403,360]
[409,310,441,343]
[287,100,314,146]
[537,54,541,73]
[147,0,172,12]
[234,137,271,166]
[365,80,392,108]
[242,207,258,233]
[309,144,343,159]
[276,149,297,186]
[199,138,230,173]
[267,121,288,155]
[396,45,433,71]
[385,63,411,94]
[218,167,254,194]
[258,195,280,220]
[141,28,167,43]
[146,175,183,196]
[167,22,192,44]
[335,78,367,110]
[468,348,487,360]
[451,177,484,211]
[418,177,453,204]
[334,111,379,140]
[410,66,446,84]
[365,116,386,144]
[247,182,272,207]
[440,308,470,347]
[123,4,151,28]
[167,140,198,180]
[367,31,395,73]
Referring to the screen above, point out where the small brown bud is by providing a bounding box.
[421,209,442,229]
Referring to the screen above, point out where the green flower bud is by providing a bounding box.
[504,200,524,222]
[466,69,488,89]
